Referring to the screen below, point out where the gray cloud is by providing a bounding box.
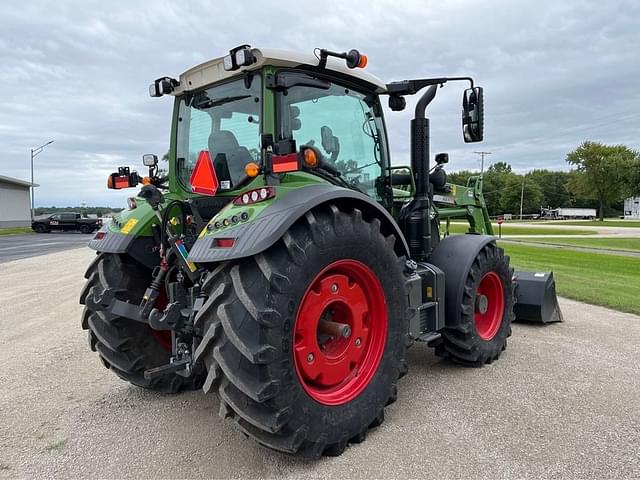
[0,0,638,206]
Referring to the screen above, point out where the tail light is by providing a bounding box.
[233,187,275,206]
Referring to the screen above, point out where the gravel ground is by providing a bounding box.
[1,247,639,479]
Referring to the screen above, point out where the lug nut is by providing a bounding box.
[331,283,338,293]
[355,338,361,347]
[307,353,314,363]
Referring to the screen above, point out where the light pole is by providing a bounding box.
[519,172,527,220]
[30,140,54,220]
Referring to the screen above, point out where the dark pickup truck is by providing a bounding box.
[32,212,102,234]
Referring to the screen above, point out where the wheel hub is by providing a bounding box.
[293,259,387,406]
[474,271,505,341]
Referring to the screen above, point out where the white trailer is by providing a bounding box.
[624,197,640,219]
[541,207,597,220]
[555,208,597,219]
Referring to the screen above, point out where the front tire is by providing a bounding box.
[436,243,514,366]
[34,223,48,233]
[79,253,204,393]
[194,205,409,457]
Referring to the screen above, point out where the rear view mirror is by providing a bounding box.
[462,87,484,143]
[142,154,158,167]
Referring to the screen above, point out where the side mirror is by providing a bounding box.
[462,87,484,143]
[142,154,158,167]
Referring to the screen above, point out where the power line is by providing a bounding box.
[473,151,492,178]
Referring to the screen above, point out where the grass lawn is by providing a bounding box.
[499,243,640,315]
[507,237,640,253]
[446,223,595,236]
[511,220,640,228]
[0,227,32,236]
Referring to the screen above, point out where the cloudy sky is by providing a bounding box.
[1,0,639,206]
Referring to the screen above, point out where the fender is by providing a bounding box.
[188,183,409,263]
[428,234,496,327]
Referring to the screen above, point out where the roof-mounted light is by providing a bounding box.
[316,48,368,69]
[149,77,179,97]
[223,44,256,71]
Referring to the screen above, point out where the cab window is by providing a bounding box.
[277,74,387,197]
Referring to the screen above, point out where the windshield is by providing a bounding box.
[277,74,387,197]
[176,77,261,192]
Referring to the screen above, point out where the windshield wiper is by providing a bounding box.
[194,95,252,109]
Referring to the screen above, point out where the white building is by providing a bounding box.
[624,197,640,220]
[0,175,35,227]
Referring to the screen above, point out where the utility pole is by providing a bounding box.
[473,151,492,178]
[519,173,526,220]
[30,140,54,220]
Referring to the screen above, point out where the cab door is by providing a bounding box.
[60,213,78,231]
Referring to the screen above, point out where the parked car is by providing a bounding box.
[31,212,102,234]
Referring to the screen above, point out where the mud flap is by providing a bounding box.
[513,271,563,323]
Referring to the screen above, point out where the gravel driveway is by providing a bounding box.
[1,248,638,479]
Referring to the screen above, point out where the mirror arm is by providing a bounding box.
[385,76,473,96]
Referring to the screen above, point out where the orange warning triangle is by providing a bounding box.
[190,150,219,196]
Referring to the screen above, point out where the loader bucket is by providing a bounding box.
[513,271,563,323]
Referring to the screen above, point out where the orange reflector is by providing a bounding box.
[190,150,219,196]
[142,176,152,185]
[272,153,299,173]
[114,176,130,189]
[244,162,260,177]
[358,54,368,68]
[303,148,318,167]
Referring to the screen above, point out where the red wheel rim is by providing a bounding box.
[293,259,387,406]
[474,271,505,341]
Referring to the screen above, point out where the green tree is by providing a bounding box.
[447,170,475,187]
[482,162,517,216]
[566,141,637,221]
[528,169,571,208]
[500,175,543,215]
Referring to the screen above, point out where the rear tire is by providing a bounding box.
[194,205,409,457]
[436,243,514,366]
[79,253,204,393]
[79,224,92,234]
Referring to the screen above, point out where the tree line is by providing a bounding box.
[448,141,640,220]
[34,206,123,217]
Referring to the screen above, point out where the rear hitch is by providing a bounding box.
[144,340,196,379]
[86,286,147,324]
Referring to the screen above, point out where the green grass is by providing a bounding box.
[0,227,32,236]
[507,237,640,253]
[447,223,595,236]
[536,220,640,228]
[499,243,640,315]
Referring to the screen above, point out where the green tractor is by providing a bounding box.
[80,46,561,457]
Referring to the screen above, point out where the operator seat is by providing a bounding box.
[208,130,253,188]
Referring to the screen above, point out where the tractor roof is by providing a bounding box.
[172,47,387,95]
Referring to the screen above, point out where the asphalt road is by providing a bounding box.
[1,247,639,479]
[0,233,92,263]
